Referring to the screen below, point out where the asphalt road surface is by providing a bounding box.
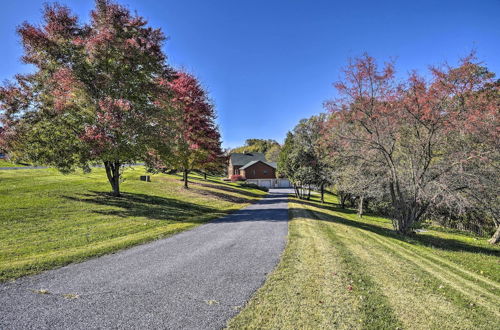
[0,189,289,329]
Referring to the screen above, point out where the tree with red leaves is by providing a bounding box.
[150,72,223,188]
[0,0,174,196]
[323,54,499,240]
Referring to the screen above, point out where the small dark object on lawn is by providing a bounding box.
[140,175,151,182]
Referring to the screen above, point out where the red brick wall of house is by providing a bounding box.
[241,162,276,179]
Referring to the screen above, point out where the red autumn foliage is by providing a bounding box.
[156,71,223,188]
[322,53,499,239]
[0,0,174,196]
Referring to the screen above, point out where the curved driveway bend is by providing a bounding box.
[0,189,289,329]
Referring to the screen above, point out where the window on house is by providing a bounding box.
[252,169,256,176]
[263,170,268,175]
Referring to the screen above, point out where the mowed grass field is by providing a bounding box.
[0,159,26,167]
[229,193,500,329]
[0,167,266,281]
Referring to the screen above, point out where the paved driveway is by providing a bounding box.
[0,190,289,329]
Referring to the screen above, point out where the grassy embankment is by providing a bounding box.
[0,159,27,167]
[229,193,500,329]
[0,167,266,281]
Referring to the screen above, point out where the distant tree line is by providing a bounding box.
[0,0,225,194]
[231,138,282,162]
[278,54,500,244]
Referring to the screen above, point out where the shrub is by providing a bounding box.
[230,175,245,182]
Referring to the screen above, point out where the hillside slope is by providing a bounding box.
[229,193,500,329]
[0,168,266,281]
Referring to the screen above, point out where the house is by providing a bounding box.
[228,152,291,188]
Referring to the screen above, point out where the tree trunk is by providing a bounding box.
[395,216,414,235]
[104,161,121,197]
[307,185,311,200]
[389,182,429,236]
[183,169,189,189]
[320,183,325,203]
[358,195,364,217]
[339,192,347,209]
[204,172,207,180]
[489,225,500,244]
[393,204,426,235]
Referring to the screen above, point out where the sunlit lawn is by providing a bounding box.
[229,192,500,329]
[0,159,26,167]
[0,167,266,281]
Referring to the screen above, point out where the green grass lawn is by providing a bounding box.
[0,159,27,167]
[228,192,500,329]
[0,167,266,281]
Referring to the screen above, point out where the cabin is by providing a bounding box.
[228,152,291,188]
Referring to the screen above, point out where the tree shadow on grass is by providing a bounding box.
[193,176,235,187]
[64,191,221,222]
[64,189,288,225]
[188,184,287,205]
[168,174,264,200]
[193,182,263,198]
[290,199,500,257]
[191,187,253,204]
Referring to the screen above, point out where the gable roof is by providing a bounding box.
[229,152,267,166]
[240,160,277,170]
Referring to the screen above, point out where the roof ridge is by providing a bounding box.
[240,159,276,169]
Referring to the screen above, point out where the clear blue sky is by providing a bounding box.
[1,0,499,148]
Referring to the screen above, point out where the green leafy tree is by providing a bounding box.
[278,116,333,201]
[0,0,174,196]
[265,144,281,162]
[278,132,301,197]
[231,139,279,154]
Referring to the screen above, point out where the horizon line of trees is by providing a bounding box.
[0,0,225,194]
[278,53,500,244]
[230,139,282,163]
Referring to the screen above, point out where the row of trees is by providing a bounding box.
[279,54,499,244]
[0,0,224,194]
